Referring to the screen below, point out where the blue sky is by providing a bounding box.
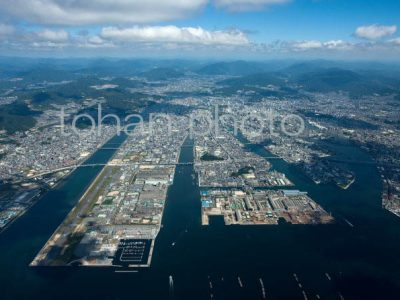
[0,0,399,59]
[174,0,400,41]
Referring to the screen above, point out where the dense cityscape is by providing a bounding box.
[0,60,399,250]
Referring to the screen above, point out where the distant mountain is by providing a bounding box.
[282,61,333,76]
[281,60,400,76]
[216,64,400,99]
[215,72,297,98]
[218,72,287,87]
[16,67,78,83]
[293,68,400,97]
[197,61,266,76]
[140,67,184,81]
[294,68,362,90]
[76,59,157,77]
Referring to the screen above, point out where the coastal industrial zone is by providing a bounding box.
[200,189,332,225]
[0,61,399,269]
[30,108,334,268]
[32,116,187,267]
[191,114,333,226]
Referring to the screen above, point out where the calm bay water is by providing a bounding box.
[0,130,400,299]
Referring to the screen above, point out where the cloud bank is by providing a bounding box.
[0,0,398,59]
[37,29,69,43]
[0,0,208,25]
[0,22,399,59]
[0,24,14,37]
[100,26,249,45]
[355,24,397,40]
[291,40,352,51]
[0,0,294,25]
[214,0,290,12]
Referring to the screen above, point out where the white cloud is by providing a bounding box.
[388,38,400,45]
[36,29,69,43]
[0,0,208,25]
[214,0,290,12]
[355,24,397,40]
[100,26,249,45]
[0,25,399,58]
[323,40,352,50]
[87,36,106,45]
[289,40,354,52]
[0,24,14,37]
[0,0,293,25]
[292,40,322,50]
[76,36,115,48]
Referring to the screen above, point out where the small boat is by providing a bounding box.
[325,273,331,281]
[169,275,174,294]
[344,218,354,228]
[238,276,243,288]
[259,278,266,299]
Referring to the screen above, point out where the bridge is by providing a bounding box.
[30,162,195,178]
[30,156,393,180]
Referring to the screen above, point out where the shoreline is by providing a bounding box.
[32,131,187,267]
[0,132,119,236]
